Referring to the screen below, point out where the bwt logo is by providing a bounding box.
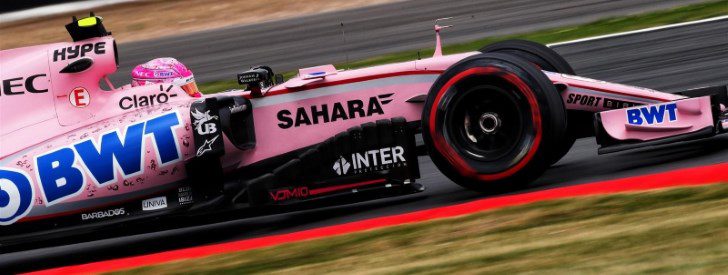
[0,168,35,226]
[626,103,678,125]
[0,111,182,226]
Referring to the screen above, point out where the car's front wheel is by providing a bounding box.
[422,53,567,192]
[480,39,576,165]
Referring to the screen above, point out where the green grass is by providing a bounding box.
[112,183,728,274]
[198,0,728,94]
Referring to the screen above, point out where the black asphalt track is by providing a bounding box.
[109,0,710,83]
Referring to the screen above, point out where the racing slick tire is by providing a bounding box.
[422,53,567,192]
[479,39,575,75]
[480,39,576,165]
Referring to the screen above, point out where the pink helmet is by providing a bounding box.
[131,57,201,97]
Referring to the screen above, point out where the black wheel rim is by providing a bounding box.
[443,83,536,164]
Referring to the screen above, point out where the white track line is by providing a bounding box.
[548,15,728,47]
[0,0,139,24]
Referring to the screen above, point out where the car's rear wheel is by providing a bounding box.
[480,39,576,165]
[422,53,567,192]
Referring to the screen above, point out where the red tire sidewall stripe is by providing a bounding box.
[428,66,543,181]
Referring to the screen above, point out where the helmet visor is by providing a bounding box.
[180,81,201,97]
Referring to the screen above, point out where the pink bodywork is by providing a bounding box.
[1,37,199,221]
[0,35,698,224]
[599,97,714,141]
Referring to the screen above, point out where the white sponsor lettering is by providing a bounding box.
[81,208,126,221]
[334,146,407,175]
[142,196,168,211]
[191,109,219,135]
[178,186,194,205]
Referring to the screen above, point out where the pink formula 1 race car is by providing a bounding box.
[1,16,726,246]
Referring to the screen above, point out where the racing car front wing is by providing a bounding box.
[594,86,727,154]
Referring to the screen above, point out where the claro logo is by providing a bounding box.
[119,92,177,110]
[1,74,48,96]
[277,94,393,129]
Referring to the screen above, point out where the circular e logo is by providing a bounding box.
[69,87,90,108]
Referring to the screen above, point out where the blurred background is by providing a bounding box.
[2,0,725,92]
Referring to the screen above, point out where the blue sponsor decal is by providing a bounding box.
[144,112,183,164]
[29,111,182,208]
[626,103,678,125]
[75,123,145,186]
[36,147,86,205]
[0,168,36,225]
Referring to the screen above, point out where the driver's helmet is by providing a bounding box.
[131,57,201,97]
